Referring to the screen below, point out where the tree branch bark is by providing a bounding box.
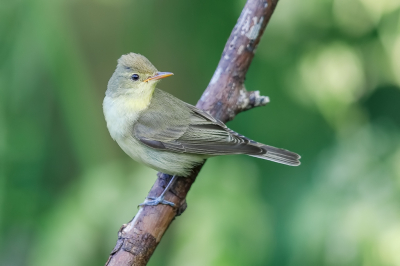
[105,0,279,265]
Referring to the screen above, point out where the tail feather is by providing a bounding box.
[249,144,301,166]
[222,128,300,166]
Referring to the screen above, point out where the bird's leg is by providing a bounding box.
[139,175,177,207]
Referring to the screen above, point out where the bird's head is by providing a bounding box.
[106,53,173,98]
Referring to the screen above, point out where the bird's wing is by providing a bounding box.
[133,89,300,166]
[133,89,264,156]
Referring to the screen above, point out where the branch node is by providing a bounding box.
[238,86,269,111]
[176,199,187,216]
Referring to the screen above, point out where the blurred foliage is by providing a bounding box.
[1,0,400,265]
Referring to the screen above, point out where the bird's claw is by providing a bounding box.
[139,196,175,208]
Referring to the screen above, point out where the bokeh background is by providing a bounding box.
[1,0,400,265]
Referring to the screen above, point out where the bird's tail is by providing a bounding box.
[249,144,301,166]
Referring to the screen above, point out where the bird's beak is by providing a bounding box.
[144,72,174,82]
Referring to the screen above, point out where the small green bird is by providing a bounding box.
[103,53,300,207]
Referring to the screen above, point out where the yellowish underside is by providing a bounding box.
[124,86,155,112]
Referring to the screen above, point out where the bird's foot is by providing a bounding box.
[139,196,175,207]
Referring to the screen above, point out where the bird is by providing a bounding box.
[103,53,300,207]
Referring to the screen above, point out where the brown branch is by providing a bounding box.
[105,0,279,265]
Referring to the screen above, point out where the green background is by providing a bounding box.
[1,0,400,265]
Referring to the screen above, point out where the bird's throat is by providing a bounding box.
[126,85,155,112]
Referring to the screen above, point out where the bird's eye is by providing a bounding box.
[131,74,140,81]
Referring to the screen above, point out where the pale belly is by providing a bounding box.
[103,95,206,176]
[117,136,206,177]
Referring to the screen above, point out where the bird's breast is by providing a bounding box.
[103,95,141,141]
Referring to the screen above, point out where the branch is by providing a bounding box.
[105,1,279,265]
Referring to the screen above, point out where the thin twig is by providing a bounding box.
[105,1,279,265]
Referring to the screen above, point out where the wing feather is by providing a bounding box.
[133,89,300,166]
[133,89,262,155]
